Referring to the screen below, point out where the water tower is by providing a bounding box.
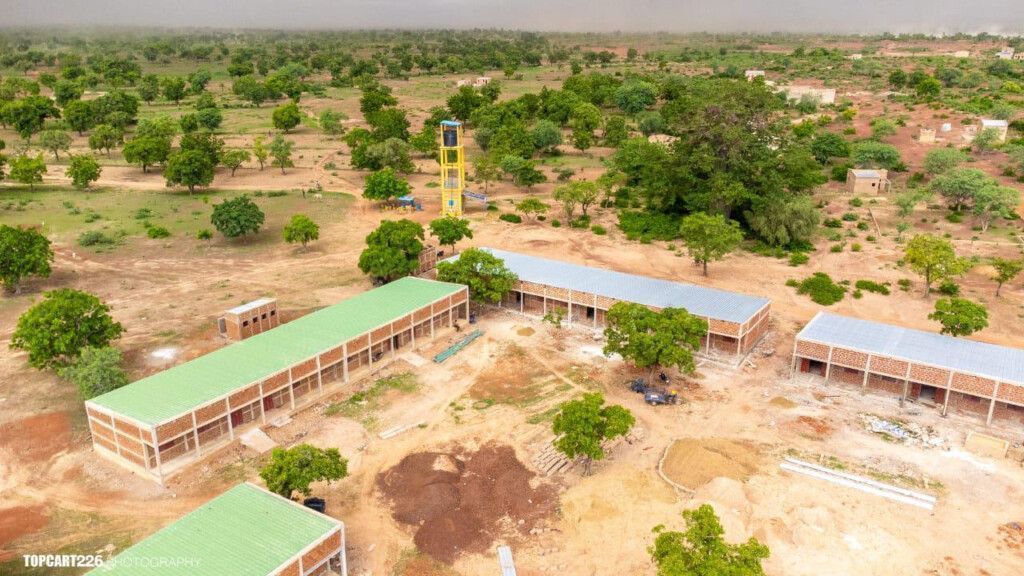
[439,120,465,217]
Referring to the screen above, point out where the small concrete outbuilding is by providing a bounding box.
[745,69,765,81]
[846,169,891,195]
[980,119,1009,143]
[219,298,279,341]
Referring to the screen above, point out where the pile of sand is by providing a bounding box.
[377,442,557,564]
[661,438,765,490]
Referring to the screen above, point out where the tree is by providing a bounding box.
[973,127,1000,153]
[603,302,708,376]
[810,132,850,163]
[569,102,602,153]
[637,111,666,136]
[252,136,268,170]
[894,190,928,218]
[678,213,744,276]
[123,135,171,173]
[221,149,251,176]
[66,154,101,189]
[929,298,989,337]
[160,76,187,103]
[319,109,346,137]
[436,247,518,305]
[196,108,223,131]
[614,80,657,114]
[63,100,96,134]
[58,346,128,399]
[744,195,819,247]
[53,79,84,107]
[650,504,770,576]
[5,96,59,141]
[272,102,302,132]
[259,444,348,499]
[447,85,485,122]
[603,115,629,147]
[164,150,215,194]
[367,108,411,142]
[428,216,473,252]
[851,141,902,169]
[915,76,942,99]
[211,195,265,239]
[10,288,124,369]
[363,167,410,202]
[923,147,967,176]
[359,82,398,116]
[531,120,563,154]
[551,392,635,475]
[283,214,320,248]
[499,155,546,188]
[357,138,415,173]
[991,257,1023,297]
[930,168,991,212]
[88,124,122,157]
[137,74,160,103]
[515,197,550,221]
[904,234,969,295]
[9,154,47,188]
[972,184,1019,231]
[357,219,425,282]
[268,135,295,174]
[472,154,501,193]
[0,225,53,294]
[39,129,71,160]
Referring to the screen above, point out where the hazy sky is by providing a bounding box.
[1,0,1022,34]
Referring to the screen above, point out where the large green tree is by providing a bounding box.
[551,392,635,475]
[428,216,473,252]
[678,212,744,276]
[211,195,265,239]
[0,225,53,293]
[362,167,410,202]
[283,214,320,248]
[58,346,129,399]
[65,154,101,189]
[123,135,171,173]
[435,247,517,304]
[357,219,425,282]
[991,257,1023,297]
[259,444,348,499]
[164,149,215,194]
[272,102,302,132]
[10,288,124,368]
[38,129,71,161]
[929,168,991,212]
[9,154,47,188]
[603,302,708,376]
[929,297,989,337]
[268,135,295,174]
[650,504,769,576]
[904,234,969,295]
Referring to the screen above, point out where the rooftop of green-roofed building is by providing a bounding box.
[87,277,465,426]
[88,483,341,576]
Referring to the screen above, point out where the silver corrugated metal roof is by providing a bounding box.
[797,312,1024,386]
[851,169,882,178]
[981,119,1009,127]
[227,297,276,315]
[456,248,769,324]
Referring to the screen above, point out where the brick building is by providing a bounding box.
[793,312,1024,427]
[218,298,280,340]
[89,482,346,576]
[449,248,771,355]
[86,277,468,483]
[846,169,891,195]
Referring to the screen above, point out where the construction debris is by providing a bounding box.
[780,457,936,511]
[531,428,644,476]
[378,421,425,440]
[861,414,945,448]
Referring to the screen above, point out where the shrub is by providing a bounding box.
[830,244,843,253]
[823,218,842,228]
[852,289,863,299]
[570,215,591,229]
[855,280,890,295]
[793,272,847,305]
[617,211,681,241]
[788,252,810,266]
[146,226,171,239]
[551,219,561,228]
[841,212,859,222]
[937,280,960,296]
[78,231,116,247]
[849,197,863,207]
[851,243,862,252]
[856,221,870,231]
[831,163,853,182]
[499,213,522,224]
[591,225,607,235]
[196,229,213,240]
[898,278,912,291]
[785,278,799,287]
[826,231,843,242]
[134,208,154,220]
[866,235,877,242]
[945,212,962,223]
[267,190,287,197]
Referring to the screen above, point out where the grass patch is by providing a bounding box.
[790,272,847,305]
[324,372,419,419]
[854,279,891,295]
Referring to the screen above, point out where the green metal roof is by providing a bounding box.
[89,277,464,425]
[89,483,340,576]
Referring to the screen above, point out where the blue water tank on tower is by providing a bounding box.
[441,120,460,147]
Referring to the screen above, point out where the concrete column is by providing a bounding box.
[942,372,954,417]
[227,406,235,440]
[342,343,349,384]
[900,363,912,406]
[987,382,1001,426]
[861,355,872,392]
[151,428,163,481]
[823,346,834,381]
[705,317,711,351]
[191,412,202,456]
[259,382,267,424]
[519,292,524,314]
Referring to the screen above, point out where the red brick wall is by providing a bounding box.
[274,560,300,576]
[595,295,617,309]
[156,414,193,442]
[451,289,468,304]
[370,325,391,343]
[413,307,432,322]
[951,373,997,397]
[91,420,116,443]
[870,356,909,378]
[87,407,112,426]
[319,346,344,367]
[997,383,1024,404]
[391,314,412,332]
[116,432,145,456]
[290,358,317,380]
[262,371,291,394]
[795,340,829,361]
[94,435,117,453]
[195,400,228,424]
[347,334,368,352]
[709,319,740,337]
[831,347,868,369]
[909,364,950,386]
[301,531,342,571]
[229,384,261,408]
[113,417,145,440]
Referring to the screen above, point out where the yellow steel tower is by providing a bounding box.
[439,120,465,217]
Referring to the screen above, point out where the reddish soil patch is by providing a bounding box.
[0,412,72,464]
[469,344,548,404]
[377,442,557,564]
[0,505,48,558]
[793,415,834,438]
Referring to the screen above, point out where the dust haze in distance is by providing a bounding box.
[1,0,1022,34]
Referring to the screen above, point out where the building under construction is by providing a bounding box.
[85,277,468,483]
[793,312,1024,427]
[450,248,771,355]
